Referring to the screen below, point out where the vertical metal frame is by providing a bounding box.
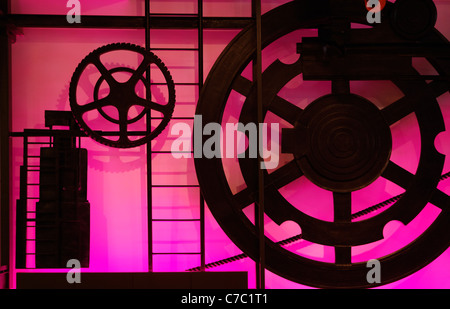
[252,0,265,290]
[145,0,207,273]
[0,0,11,289]
[145,0,153,274]
[198,0,206,272]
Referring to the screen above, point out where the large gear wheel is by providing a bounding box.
[69,43,176,148]
[195,1,450,288]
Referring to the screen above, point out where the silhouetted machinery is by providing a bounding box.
[194,0,450,288]
[35,111,90,268]
[16,111,90,268]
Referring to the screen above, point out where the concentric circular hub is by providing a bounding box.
[287,94,392,192]
[390,0,437,39]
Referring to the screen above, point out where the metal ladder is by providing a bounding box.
[146,0,206,272]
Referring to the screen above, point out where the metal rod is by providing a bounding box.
[0,0,10,286]
[198,0,206,273]
[150,48,199,51]
[151,185,200,188]
[4,15,253,29]
[252,0,265,290]
[152,219,201,222]
[145,0,153,273]
[152,252,202,255]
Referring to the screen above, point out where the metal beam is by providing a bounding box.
[3,15,253,29]
[0,0,10,289]
[252,0,265,290]
[145,0,153,273]
[198,0,206,272]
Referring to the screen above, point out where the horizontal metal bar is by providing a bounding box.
[152,82,199,85]
[11,129,146,137]
[11,124,204,137]
[152,219,201,222]
[152,117,195,120]
[152,151,193,154]
[152,252,201,255]
[3,15,253,29]
[149,13,200,17]
[343,43,450,58]
[150,48,199,51]
[151,185,199,188]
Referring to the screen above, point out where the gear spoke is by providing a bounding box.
[428,80,450,98]
[268,96,303,126]
[333,192,352,265]
[381,76,438,126]
[128,54,154,86]
[232,75,253,96]
[335,246,352,265]
[333,192,352,223]
[76,97,113,114]
[381,95,416,126]
[118,108,129,143]
[430,189,450,210]
[233,160,303,209]
[134,96,168,114]
[381,161,414,190]
[267,160,304,189]
[91,55,118,87]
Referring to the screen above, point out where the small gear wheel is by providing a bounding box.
[69,43,176,148]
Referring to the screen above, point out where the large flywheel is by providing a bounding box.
[195,0,450,288]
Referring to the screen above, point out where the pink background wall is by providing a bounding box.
[8,0,450,289]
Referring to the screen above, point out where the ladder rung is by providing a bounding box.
[152,219,200,222]
[151,82,199,86]
[152,150,194,154]
[152,252,201,255]
[150,117,195,120]
[150,48,198,51]
[149,13,199,17]
[173,117,195,119]
[151,185,199,188]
